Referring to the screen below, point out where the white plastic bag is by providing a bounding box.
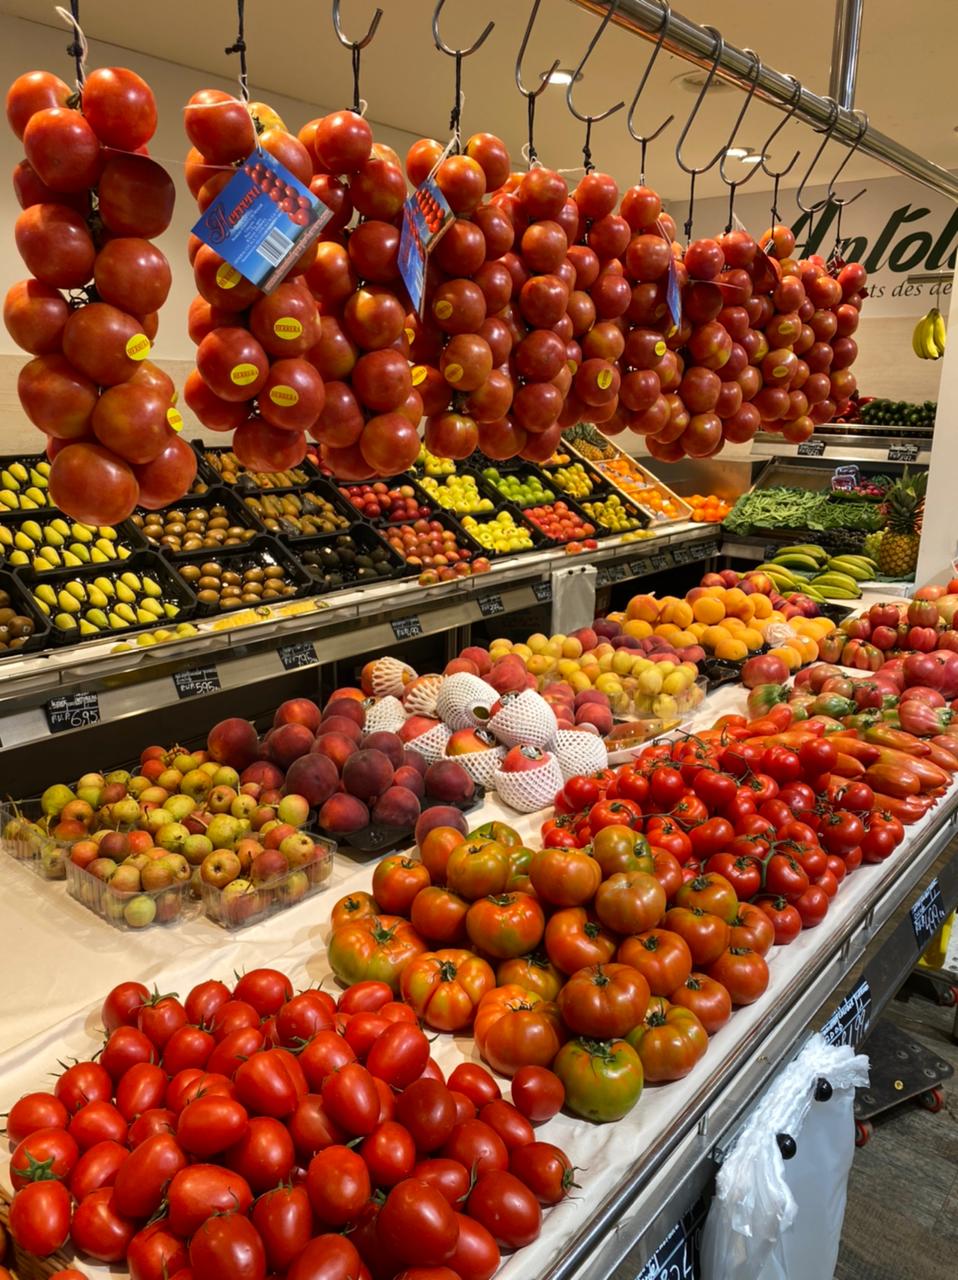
[699,1033,869,1280]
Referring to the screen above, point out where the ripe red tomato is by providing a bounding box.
[663,907,730,966]
[307,1144,371,1226]
[251,1183,313,1273]
[360,1119,417,1186]
[763,852,810,901]
[54,1061,112,1113]
[707,947,770,1005]
[223,1115,295,1193]
[394,1079,457,1153]
[176,1095,248,1157]
[366,1021,430,1088]
[794,884,830,927]
[288,1094,345,1162]
[68,1100,128,1150]
[590,798,643,831]
[9,1177,71,1256]
[479,1099,535,1151]
[753,895,802,944]
[234,968,294,1016]
[111,1133,187,1219]
[447,1062,501,1107]
[705,852,761,900]
[69,1139,128,1200]
[11,1126,78,1189]
[373,854,431,915]
[626,1000,709,1082]
[557,963,651,1038]
[510,1066,565,1123]
[69,1186,136,1263]
[508,1141,575,1204]
[729,903,776,955]
[401,949,496,1032]
[125,1219,188,1280]
[466,893,545,959]
[234,1049,305,1118]
[167,1164,253,1237]
[669,972,732,1034]
[188,1213,266,1280]
[594,871,666,934]
[102,981,150,1032]
[447,1213,501,1280]
[376,1178,459,1266]
[322,1062,381,1136]
[473,986,565,1076]
[544,906,617,974]
[287,1233,365,1280]
[467,1169,542,1249]
[617,928,693,996]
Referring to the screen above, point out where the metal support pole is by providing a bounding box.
[829,0,863,108]
[568,0,958,203]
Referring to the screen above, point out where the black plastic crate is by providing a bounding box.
[191,440,320,493]
[376,508,485,566]
[17,550,197,646]
[132,486,261,557]
[0,568,50,661]
[471,459,565,507]
[240,479,358,541]
[295,524,414,595]
[331,473,436,526]
[577,490,652,536]
[168,535,316,615]
[540,452,614,500]
[456,471,550,558]
[0,509,148,575]
[0,453,54,513]
[509,487,606,546]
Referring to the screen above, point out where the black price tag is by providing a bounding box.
[648,552,672,572]
[764,542,781,560]
[628,560,649,578]
[532,581,552,603]
[797,438,826,456]
[172,664,221,699]
[477,593,505,618]
[910,878,947,952]
[821,978,871,1047]
[279,641,317,670]
[45,691,100,734]
[391,614,423,641]
[604,563,626,583]
[888,442,919,463]
[636,1202,706,1280]
[596,567,611,587]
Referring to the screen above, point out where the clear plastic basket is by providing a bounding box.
[199,835,335,930]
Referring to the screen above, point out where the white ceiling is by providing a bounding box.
[2,0,955,202]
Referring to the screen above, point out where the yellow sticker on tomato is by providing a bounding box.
[597,368,613,390]
[411,365,428,386]
[273,316,303,341]
[216,262,243,290]
[404,327,416,345]
[269,384,299,407]
[125,333,151,361]
[773,365,788,379]
[654,340,667,357]
[444,363,463,384]
[166,407,184,432]
[230,363,260,386]
[434,299,453,320]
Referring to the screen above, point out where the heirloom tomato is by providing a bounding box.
[401,949,496,1032]
[411,886,470,947]
[446,839,510,900]
[594,871,666,935]
[728,903,775,955]
[706,947,769,1005]
[327,914,426,993]
[626,999,708,1081]
[372,855,431,916]
[529,847,601,907]
[496,952,564,1001]
[675,873,739,924]
[466,893,545,959]
[662,907,730,966]
[544,907,617,974]
[473,985,564,1076]
[556,963,650,1039]
[617,928,693,996]
[589,824,652,877]
[553,1038,644,1122]
[668,973,732,1034]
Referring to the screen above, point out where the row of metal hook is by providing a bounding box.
[332,0,868,222]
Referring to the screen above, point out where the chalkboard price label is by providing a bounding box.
[477,593,505,618]
[279,641,317,670]
[45,691,100,734]
[532,581,552,603]
[648,552,672,572]
[628,560,648,578]
[636,1200,707,1280]
[173,664,221,699]
[821,978,871,1047]
[798,438,826,456]
[888,442,919,463]
[391,614,423,641]
[910,878,947,952]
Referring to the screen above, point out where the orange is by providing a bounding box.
[720,617,746,634]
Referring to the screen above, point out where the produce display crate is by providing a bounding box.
[191,440,320,493]
[578,490,652,536]
[562,426,693,524]
[167,535,316,616]
[332,473,437,526]
[16,550,197,647]
[0,508,148,575]
[0,452,53,513]
[132,486,262,557]
[0,799,68,879]
[377,508,486,565]
[296,523,414,595]
[240,480,359,542]
[325,789,486,857]
[0,568,50,663]
[200,835,335,929]
[539,452,616,500]
[512,487,608,545]
[65,856,198,930]
[457,473,551,559]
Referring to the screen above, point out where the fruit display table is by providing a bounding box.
[1,669,955,1280]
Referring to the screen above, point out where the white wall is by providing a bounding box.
[0,13,422,454]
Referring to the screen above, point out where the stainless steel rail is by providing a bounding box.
[568,0,958,202]
[829,0,864,109]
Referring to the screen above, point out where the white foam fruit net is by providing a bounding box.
[487,689,558,749]
[409,722,452,764]
[555,730,609,781]
[371,656,417,699]
[455,746,506,791]
[402,674,443,717]
[363,696,406,734]
[436,673,498,730]
[494,752,564,813]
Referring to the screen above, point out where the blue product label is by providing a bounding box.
[399,175,454,314]
[192,147,332,292]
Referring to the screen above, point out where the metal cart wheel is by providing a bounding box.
[940,986,958,1008]
[918,1088,944,1113]
[855,1119,873,1147]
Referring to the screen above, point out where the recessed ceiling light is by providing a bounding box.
[726,146,750,159]
[677,70,735,93]
[742,153,764,164]
[541,67,580,85]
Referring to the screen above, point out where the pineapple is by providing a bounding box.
[877,469,926,577]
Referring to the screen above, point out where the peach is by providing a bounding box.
[284,755,338,808]
[319,714,363,744]
[324,697,366,728]
[575,703,613,734]
[268,723,315,768]
[574,689,607,709]
[460,646,492,675]
[342,749,395,801]
[444,657,480,677]
[424,759,474,804]
[327,686,365,703]
[415,806,469,846]
[371,786,421,828]
[625,594,659,623]
[393,765,425,797]
[273,698,322,733]
[572,627,598,652]
[319,793,370,834]
[240,761,285,791]
[310,732,357,772]
[485,654,529,694]
[361,731,405,769]
[398,715,441,744]
[207,717,259,770]
[403,748,427,775]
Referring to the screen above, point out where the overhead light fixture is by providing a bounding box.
[725,146,750,159]
[541,67,580,85]
[742,153,764,164]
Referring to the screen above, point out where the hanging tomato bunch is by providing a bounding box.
[5,65,192,524]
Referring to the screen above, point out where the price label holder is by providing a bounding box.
[391,615,423,641]
[477,593,505,618]
[821,978,872,1047]
[910,878,947,952]
[398,174,454,314]
[797,438,826,457]
[279,641,318,671]
[636,1200,707,1280]
[764,542,781,560]
[888,442,920,463]
[192,147,332,292]
[172,665,221,699]
[648,551,672,573]
[533,581,552,604]
[45,691,100,734]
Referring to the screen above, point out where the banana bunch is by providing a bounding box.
[0,459,50,510]
[31,571,179,636]
[912,307,947,360]
[760,545,878,600]
[0,519,132,573]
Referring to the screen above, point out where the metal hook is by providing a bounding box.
[516,0,559,99]
[717,49,764,191]
[626,0,674,182]
[795,96,841,213]
[758,74,803,183]
[332,0,382,50]
[432,0,494,59]
[674,27,730,179]
[827,108,869,209]
[565,0,626,126]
